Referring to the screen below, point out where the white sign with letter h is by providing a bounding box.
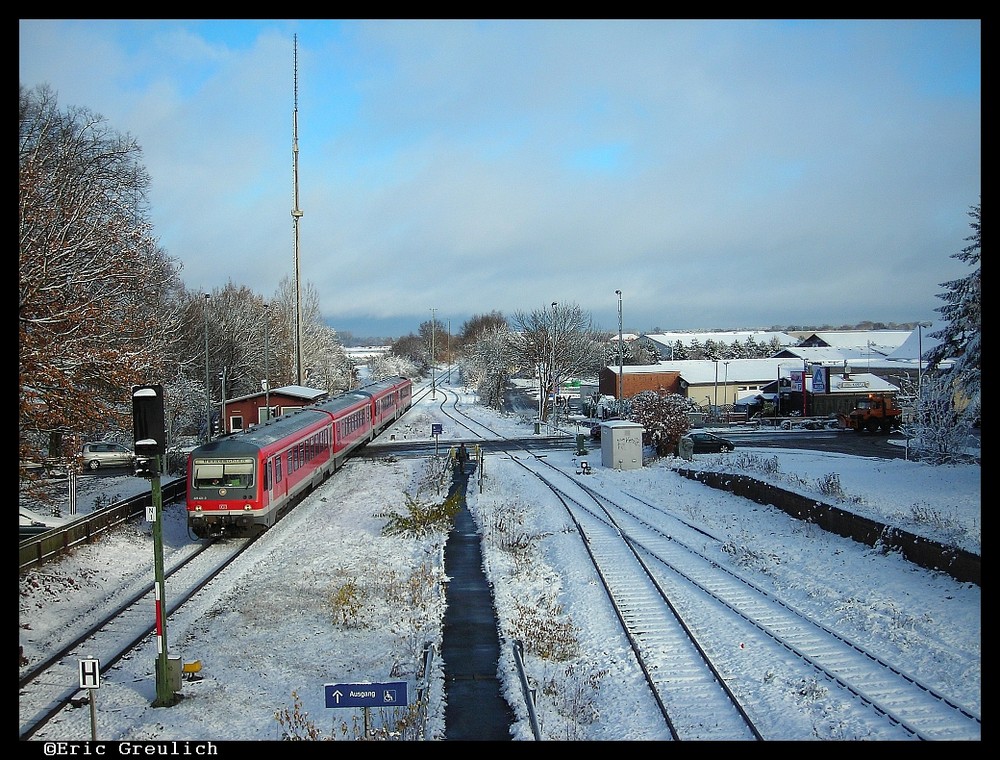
[79,658,101,689]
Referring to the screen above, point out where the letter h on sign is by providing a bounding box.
[79,658,101,689]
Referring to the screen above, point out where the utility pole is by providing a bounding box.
[550,302,557,427]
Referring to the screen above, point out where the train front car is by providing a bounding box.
[186,438,263,539]
[186,408,334,539]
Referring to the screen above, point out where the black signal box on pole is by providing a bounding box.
[132,384,166,457]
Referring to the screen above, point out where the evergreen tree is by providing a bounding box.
[925,200,981,424]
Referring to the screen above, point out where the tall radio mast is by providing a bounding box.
[291,34,304,386]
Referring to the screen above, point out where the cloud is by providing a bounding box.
[20,19,980,337]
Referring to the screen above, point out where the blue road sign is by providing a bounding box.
[431,423,442,436]
[325,681,408,709]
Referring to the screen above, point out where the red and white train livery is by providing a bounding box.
[186,376,412,539]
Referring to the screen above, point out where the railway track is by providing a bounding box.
[19,536,251,739]
[433,385,981,740]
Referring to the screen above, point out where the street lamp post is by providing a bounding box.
[204,293,211,443]
[776,361,800,421]
[803,360,809,417]
[713,360,719,417]
[550,302,557,428]
[263,303,270,422]
[615,290,623,402]
[723,360,730,411]
[430,308,437,399]
[220,366,227,436]
[917,321,932,396]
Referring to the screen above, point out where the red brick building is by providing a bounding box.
[221,385,328,434]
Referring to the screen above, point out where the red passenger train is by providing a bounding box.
[186,376,412,539]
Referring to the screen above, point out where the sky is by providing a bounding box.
[19,19,981,339]
[19,380,980,741]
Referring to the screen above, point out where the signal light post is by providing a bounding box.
[133,384,178,708]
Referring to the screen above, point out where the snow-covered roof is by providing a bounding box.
[609,333,640,343]
[608,358,802,385]
[640,330,798,348]
[796,330,910,353]
[883,323,944,361]
[608,360,907,394]
[775,346,859,364]
[270,385,328,400]
[225,385,328,404]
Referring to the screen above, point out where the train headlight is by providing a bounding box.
[243,504,253,511]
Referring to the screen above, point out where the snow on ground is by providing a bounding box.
[19,382,980,741]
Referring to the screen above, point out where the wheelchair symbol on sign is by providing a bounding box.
[383,689,397,703]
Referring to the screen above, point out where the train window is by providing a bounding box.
[193,463,224,488]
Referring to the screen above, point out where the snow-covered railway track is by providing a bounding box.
[533,464,981,740]
[19,537,250,740]
[431,389,979,739]
[573,507,761,739]
[606,492,982,740]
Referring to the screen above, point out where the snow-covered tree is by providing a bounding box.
[367,353,419,382]
[628,391,700,456]
[19,84,183,471]
[629,339,660,365]
[508,303,606,421]
[925,199,981,426]
[907,374,976,464]
[463,323,518,410]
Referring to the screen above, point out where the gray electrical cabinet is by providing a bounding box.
[600,421,644,470]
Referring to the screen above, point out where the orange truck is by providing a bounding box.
[838,393,903,433]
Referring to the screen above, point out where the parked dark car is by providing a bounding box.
[681,432,735,453]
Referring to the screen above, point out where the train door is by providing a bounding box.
[264,456,275,505]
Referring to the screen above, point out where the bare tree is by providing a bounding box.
[390,333,428,366]
[19,84,183,471]
[271,277,353,391]
[509,303,606,421]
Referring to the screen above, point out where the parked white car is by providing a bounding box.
[81,442,134,470]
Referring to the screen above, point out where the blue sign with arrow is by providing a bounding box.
[325,681,408,708]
